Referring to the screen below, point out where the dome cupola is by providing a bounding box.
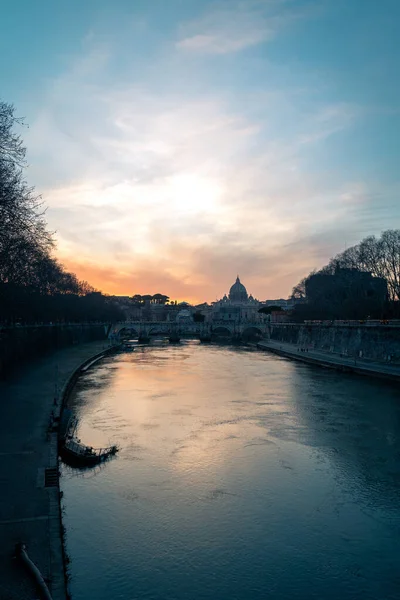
[229,276,248,303]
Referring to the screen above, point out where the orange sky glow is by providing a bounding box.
[61,255,307,305]
[15,0,398,304]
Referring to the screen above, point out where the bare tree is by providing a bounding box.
[0,101,26,165]
[379,230,400,301]
[0,101,53,286]
[293,229,400,307]
[291,274,313,299]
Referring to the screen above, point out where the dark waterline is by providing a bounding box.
[61,342,400,600]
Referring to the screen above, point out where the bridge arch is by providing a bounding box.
[111,320,266,342]
[147,326,169,337]
[117,326,140,339]
[241,326,264,340]
[212,325,233,337]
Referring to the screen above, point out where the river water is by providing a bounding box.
[61,342,400,600]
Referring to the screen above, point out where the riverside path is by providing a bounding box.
[0,340,109,600]
[258,339,400,381]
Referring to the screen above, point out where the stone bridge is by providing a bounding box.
[109,320,269,343]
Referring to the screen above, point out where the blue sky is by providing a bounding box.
[1,0,399,301]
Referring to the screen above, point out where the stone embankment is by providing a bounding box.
[0,339,115,600]
[0,323,109,378]
[258,338,400,382]
[268,322,400,364]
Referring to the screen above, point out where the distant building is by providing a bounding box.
[109,296,141,320]
[212,276,264,322]
[270,310,290,323]
[193,303,213,322]
[305,268,388,319]
[264,298,301,311]
[176,309,193,323]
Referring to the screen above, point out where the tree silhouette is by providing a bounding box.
[0,100,123,323]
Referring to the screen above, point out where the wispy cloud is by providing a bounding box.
[176,0,311,54]
[21,13,392,302]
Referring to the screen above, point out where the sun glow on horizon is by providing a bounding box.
[5,0,398,304]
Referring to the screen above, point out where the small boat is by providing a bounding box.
[59,409,118,467]
[60,437,118,467]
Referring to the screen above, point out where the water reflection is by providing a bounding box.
[61,342,400,600]
[288,365,400,512]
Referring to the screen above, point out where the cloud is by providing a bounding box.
[176,0,311,55]
[177,31,273,55]
[22,24,388,303]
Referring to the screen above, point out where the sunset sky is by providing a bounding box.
[2,0,399,303]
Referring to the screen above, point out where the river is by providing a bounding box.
[61,341,400,600]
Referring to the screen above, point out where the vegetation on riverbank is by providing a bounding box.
[0,101,123,323]
[291,230,400,321]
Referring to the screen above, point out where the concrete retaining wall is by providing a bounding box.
[269,323,400,364]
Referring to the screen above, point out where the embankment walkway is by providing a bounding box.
[0,340,110,600]
[258,339,400,382]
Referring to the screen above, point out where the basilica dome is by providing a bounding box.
[229,276,248,303]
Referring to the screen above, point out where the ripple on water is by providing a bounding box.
[62,343,400,600]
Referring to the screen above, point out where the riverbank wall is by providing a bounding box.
[0,324,109,378]
[56,343,120,598]
[0,340,116,600]
[268,323,400,364]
